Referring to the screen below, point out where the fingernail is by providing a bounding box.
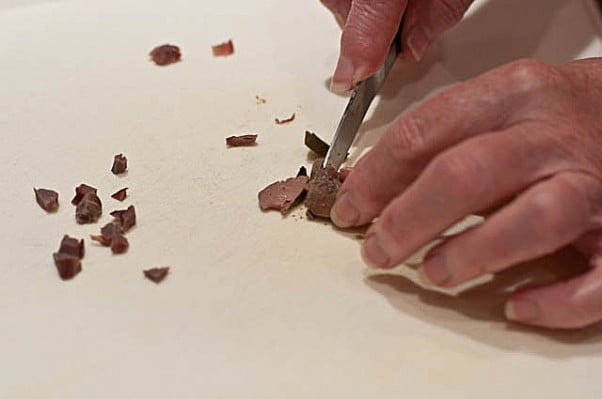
[330,192,359,228]
[505,298,540,322]
[362,233,391,268]
[330,56,355,93]
[421,254,452,286]
[406,25,429,61]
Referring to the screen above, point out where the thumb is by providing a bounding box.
[401,0,474,61]
[330,0,407,93]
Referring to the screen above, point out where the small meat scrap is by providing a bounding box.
[34,188,59,212]
[71,184,97,205]
[304,158,341,219]
[275,113,296,125]
[304,131,330,157]
[226,134,257,147]
[149,44,181,66]
[258,176,308,214]
[111,187,128,201]
[110,205,136,232]
[212,39,234,56]
[144,267,170,283]
[75,192,102,224]
[111,153,128,175]
[53,235,84,280]
[338,167,352,183]
[91,221,129,254]
[255,95,267,104]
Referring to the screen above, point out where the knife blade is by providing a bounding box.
[323,35,402,170]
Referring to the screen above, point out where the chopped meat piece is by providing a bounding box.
[58,235,85,258]
[53,235,84,280]
[226,134,257,147]
[304,158,341,219]
[110,234,129,254]
[338,167,352,183]
[296,166,308,177]
[71,184,97,205]
[255,95,267,104]
[111,154,128,175]
[110,205,136,232]
[75,192,102,224]
[111,187,128,201]
[275,113,296,125]
[212,40,234,56]
[91,221,129,254]
[149,44,181,66]
[304,131,330,157]
[258,176,308,214]
[144,267,170,283]
[53,253,82,280]
[34,188,59,212]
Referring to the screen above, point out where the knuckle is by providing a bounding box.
[505,59,562,92]
[429,152,486,201]
[526,189,571,238]
[387,115,428,162]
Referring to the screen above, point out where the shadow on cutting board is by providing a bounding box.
[341,0,597,164]
[364,246,602,359]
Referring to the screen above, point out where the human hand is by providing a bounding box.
[321,0,474,92]
[331,58,602,329]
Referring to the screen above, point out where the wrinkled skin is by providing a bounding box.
[321,0,602,331]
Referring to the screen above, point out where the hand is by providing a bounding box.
[331,58,602,329]
[321,0,474,92]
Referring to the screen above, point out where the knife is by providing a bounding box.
[323,31,402,170]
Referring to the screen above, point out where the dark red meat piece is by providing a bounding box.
[149,44,181,66]
[111,187,128,201]
[226,135,257,147]
[34,188,59,212]
[304,158,341,218]
[111,154,128,175]
[75,191,102,224]
[53,235,84,280]
[71,184,97,205]
[144,267,170,283]
[110,234,129,254]
[212,40,234,56]
[258,176,308,214]
[110,205,136,232]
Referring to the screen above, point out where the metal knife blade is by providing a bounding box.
[323,38,401,170]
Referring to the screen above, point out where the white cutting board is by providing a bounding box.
[1,0,601,398]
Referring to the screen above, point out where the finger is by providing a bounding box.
[360,127,568,269]
[401,0,474,61]
[420,172,602,287]
[331,0,408,93]
[331,59,563,228]
[320,0,352,28]
[505,264,602,329]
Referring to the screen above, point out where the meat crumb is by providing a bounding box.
[111,187,128,201]
[212,40,234,56]
[34,188,59,212]
[149,44,181,66]
[144,267,170,283]
[226,134,257,147]
[275,113,296,125]
[111,154,128,175]
[304,159,341,219]
[255,95,267,104]
[91,220,129,254]
[75,192,102,224]
[53,235,84,280]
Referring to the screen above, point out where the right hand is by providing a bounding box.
[321,0,474,92]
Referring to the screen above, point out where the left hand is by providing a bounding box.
[331,57,602,329]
